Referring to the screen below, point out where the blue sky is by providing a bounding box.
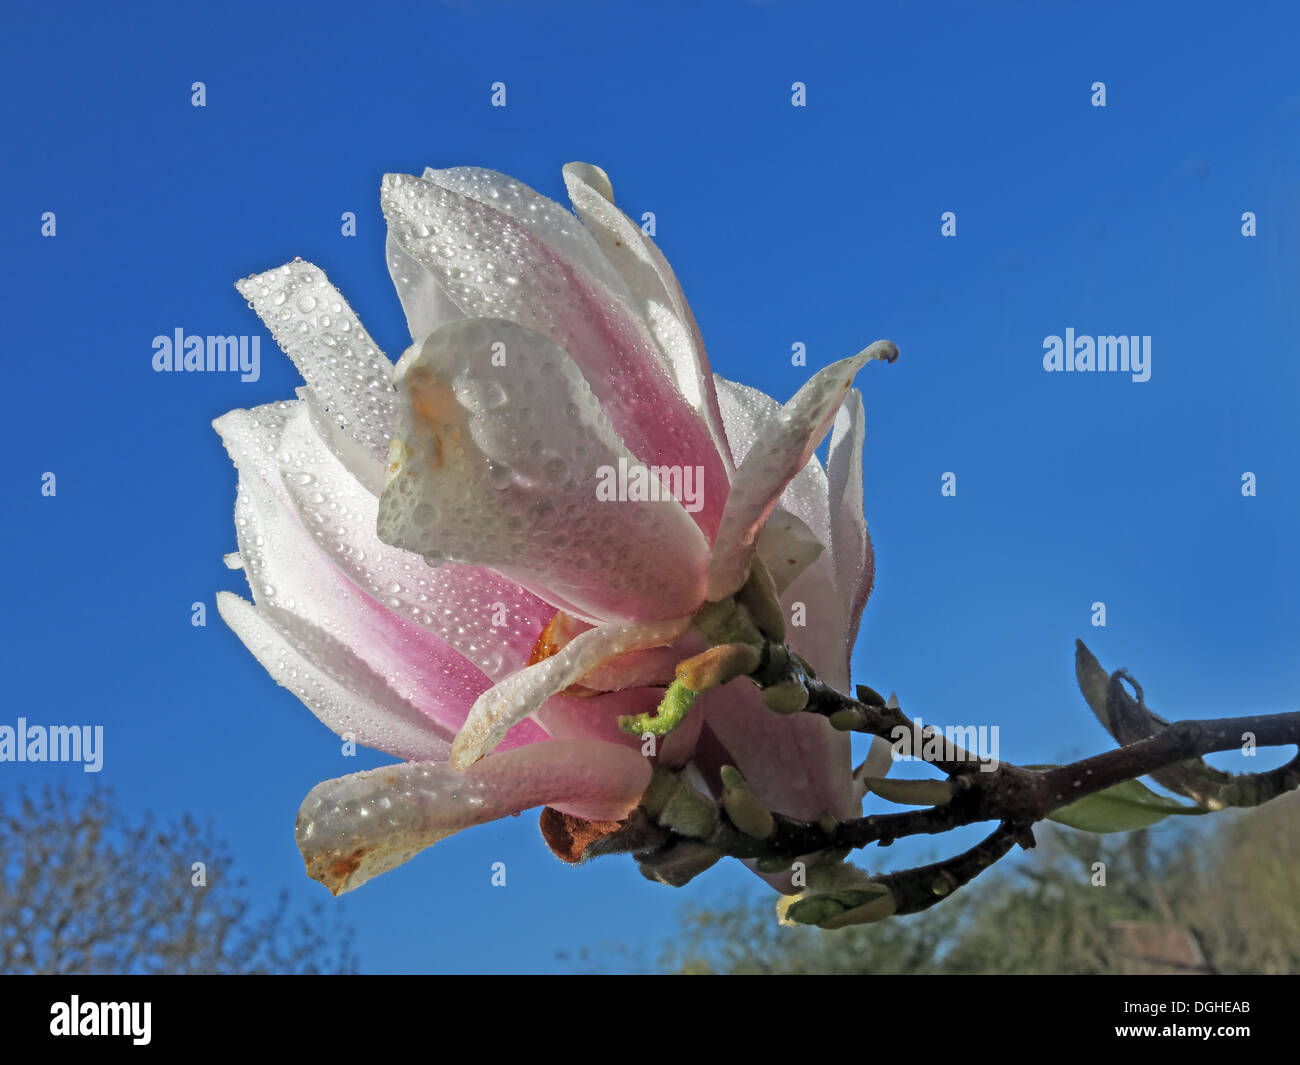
[2,0,1298,973]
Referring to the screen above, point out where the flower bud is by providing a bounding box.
[855,684,888,708]
[736,558,786,641]
[657,779,720,839]
[675,643,762,692]
[637,840,721,887]
[863,777,955,806]
[762,679,809,714]
[817,890,898,929]
[720,768,776,840]
[829,707,866,731]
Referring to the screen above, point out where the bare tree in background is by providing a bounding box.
[0,787,355,974]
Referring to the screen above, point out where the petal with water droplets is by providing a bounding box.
[377,317,710,622]
[236,260,396,493]
[450,615,692,768]
[707,344,895,600]
[296,739,652,894]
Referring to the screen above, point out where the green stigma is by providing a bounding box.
[618,679,699,737]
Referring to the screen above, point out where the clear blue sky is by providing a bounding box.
[3,0,1297,973]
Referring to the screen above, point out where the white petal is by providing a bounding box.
[236,260,397,484]
[706,344,896,600]
[714,376,831,550]
[563,161,732,471]
[450,615,692,768]
[422,165,635,306]
[782,552,849,693]
[386,231,464,346]
[296,739,652,894]
[826,388,874,641]
[756,508,825,595]
[853,736,896,806]
[217,592,452,761]
[377,317,710,621]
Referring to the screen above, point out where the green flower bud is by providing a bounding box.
[642,767,686,819]
[780,895,846,927]
[722,786,776,841]
[864,777,955,806]
[657,780,720,839]
[776,859,896,928]
[817,890,898,929]
[719,764,747,789]
[855,684,888,708]
[762,679,809,714]
[736,557,786,641]
[829,707,866,731]
[691,597,763,648]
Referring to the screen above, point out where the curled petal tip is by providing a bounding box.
[563,161,614,203]
[863,339,899,364]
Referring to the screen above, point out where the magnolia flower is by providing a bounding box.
[215,161,894,895]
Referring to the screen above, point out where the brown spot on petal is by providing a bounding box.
[408,369,462,471]
[315,847,372,896]
[538,808,628,864]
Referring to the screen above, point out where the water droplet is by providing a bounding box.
[480,381,509,409]
[532,504,558,532]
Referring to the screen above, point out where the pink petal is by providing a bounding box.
[562,162,733,475]
[421,165,635,306]
[217,591,453,761]
[377,317,710,622]
[700,681,855,822]
[271,401,555,682]
[380,172,729,541]
[534,688,660,748]
[756,507,826,594]
[214,402,539,746]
